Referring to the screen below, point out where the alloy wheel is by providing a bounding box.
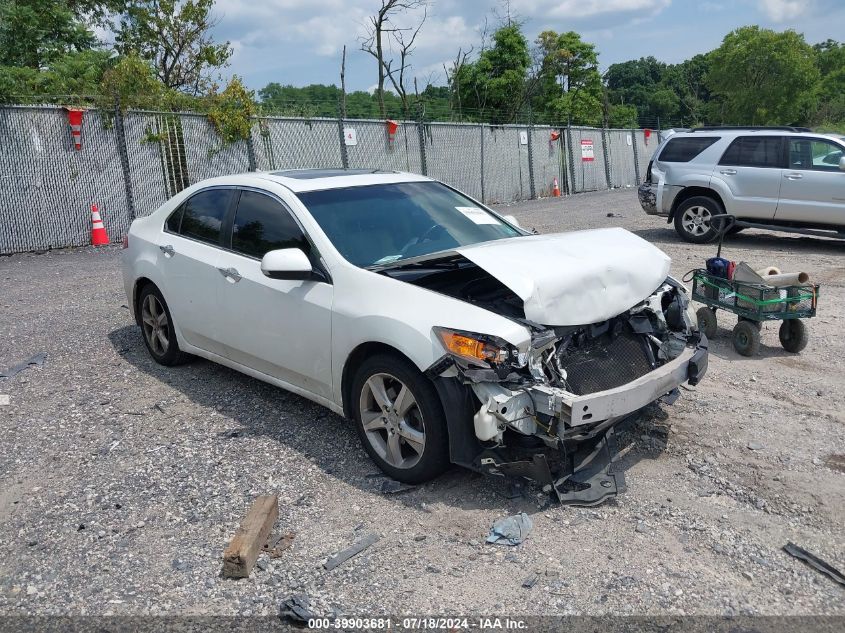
[141,294,170,356]
[358,372,426,469]
[681,205,712,236]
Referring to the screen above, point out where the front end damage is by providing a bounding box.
[424,276,708,505]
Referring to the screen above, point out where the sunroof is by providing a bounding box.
[271,168,396,180]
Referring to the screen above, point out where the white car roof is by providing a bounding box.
[251,168,432,193]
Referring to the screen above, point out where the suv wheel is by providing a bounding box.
[351,354,449,484]
[674,196,721,243]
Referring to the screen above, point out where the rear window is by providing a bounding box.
[719,136,784,168]
[177,189,233,245]
[658,137,719,162]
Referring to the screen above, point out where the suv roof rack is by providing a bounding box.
[689,126,812,133]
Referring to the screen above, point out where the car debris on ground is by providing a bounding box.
[323,533,380,571]
[279,594,317,623]
[486,512,533,545]
[0,352,46,378]
[783,542,845,587]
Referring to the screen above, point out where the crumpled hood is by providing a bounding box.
[455,228,671,326]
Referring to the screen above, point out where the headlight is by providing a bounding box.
[433,327,514,367]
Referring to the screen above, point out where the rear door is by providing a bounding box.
[775,137,845,225]
[713,136,784,220]
[214,189,334,399]
[158,187,236,355]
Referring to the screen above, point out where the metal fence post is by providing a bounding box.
[479,124,485,203]
[631,128,641,184]
[246,121,257,171]
[565,125,576,194]
[113,94,136,221]
[600,127,611,190]
[416,103,428,176]
[526,123,536,200]
[336,103,349,168]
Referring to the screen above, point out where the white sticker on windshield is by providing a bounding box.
[456,206,499,225]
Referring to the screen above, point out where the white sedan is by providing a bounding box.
[122,169,707,504]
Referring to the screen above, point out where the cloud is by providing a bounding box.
[757,0,810,21]
[513,0,671,20]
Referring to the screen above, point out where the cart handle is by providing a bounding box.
[709,213,736,258]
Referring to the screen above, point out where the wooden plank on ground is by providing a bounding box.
[222,494,279,578]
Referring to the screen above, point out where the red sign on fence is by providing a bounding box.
[581,139,595,162]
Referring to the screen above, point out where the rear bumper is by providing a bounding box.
[638,182,660,215]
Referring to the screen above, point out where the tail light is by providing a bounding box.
[121,235,129,249]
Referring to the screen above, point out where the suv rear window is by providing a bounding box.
[658,137,719,162]
[719,136,783,168]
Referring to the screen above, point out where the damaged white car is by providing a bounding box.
[122,169,708,504]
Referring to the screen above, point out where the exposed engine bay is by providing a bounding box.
[381,254,708,505]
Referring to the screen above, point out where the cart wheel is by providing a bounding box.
[696,307,718,339]
[779,319,808,353]
[732,320,761,357]
[738,317,762,331]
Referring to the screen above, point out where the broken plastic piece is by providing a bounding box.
[324,533,380,570]
[279,595,317,623]
[783,542,845,587]
[0,352,47,378]
[486,512,533,545]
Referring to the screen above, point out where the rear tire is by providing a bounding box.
[674,196,722,244]
[696,307,718,340]
[779,319,808,353]
[138,284,191,366]
[351,353,450,484]
[732,320,761,357]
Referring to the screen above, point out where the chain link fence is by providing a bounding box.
[0,104,660,254]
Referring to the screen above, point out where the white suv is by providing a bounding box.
[638,127,845,243]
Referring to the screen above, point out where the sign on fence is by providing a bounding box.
[580,139,595,162]
[343,127,357,146]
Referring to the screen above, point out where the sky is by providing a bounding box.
[210,0,845,93]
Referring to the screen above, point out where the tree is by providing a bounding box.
[706,26,819,125]
[662,54,711,125]
[534,30,603,125]
[360,0,427,118]
[813,39,845,125]
[605,56,680,125]
[459,23,531,123]
[0,0,98,68]
[115,0,232,95]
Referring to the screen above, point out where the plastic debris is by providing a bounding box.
[783,542,845,587]
[380,479,415,494]
[279,595,317,623]
[324,533,380,570]
[522,574,539,589]
[486,512,533,546]
[0,352,46,378]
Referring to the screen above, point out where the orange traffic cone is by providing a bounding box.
[91,204,110,246]
[552,177,561,197]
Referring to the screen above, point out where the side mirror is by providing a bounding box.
[261,248,313,281]
[503,214,521,228]
[839,156,845,172]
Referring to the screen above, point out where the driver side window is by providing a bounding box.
[229,190,309,259]
[789,138,844,172]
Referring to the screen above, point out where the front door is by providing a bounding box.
[776,137,845,225]
[214,189,334,400]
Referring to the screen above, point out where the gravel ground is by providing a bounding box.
[1,188,844,618]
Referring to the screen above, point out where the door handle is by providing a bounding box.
[719,169,737,176]
[784,172,803,180]
[217,267,242,283]
[159,244,175,257]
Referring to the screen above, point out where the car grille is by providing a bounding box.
[561,331,654,396]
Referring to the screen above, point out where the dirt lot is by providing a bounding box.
[1,188,843,618]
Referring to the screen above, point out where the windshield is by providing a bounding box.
[296,181,521,268]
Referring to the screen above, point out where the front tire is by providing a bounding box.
[351,354,449,484]
[138,284,190,366]
[696,307,718,340]
[674,196,722,243]
[732,320,761,357]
